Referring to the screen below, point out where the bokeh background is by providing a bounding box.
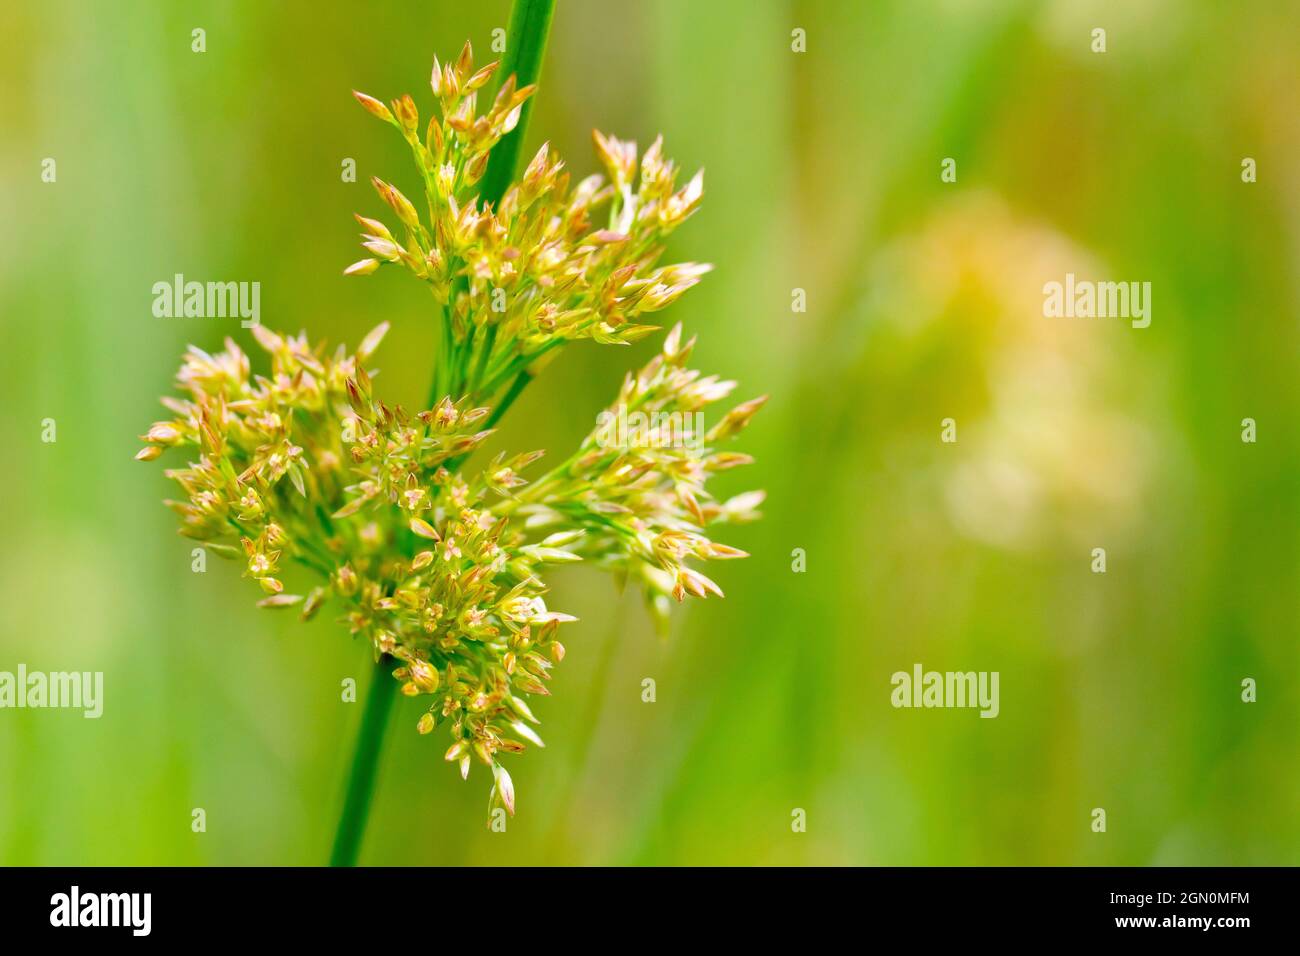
[1,0,1296,865]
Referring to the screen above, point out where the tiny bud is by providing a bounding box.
[352,90,395,124]
[430,56,444,97]
[492,764,516,816]
[357,321,390,361]
[454,40,474,82]
[410,517,440,540]
[435,163,456,196]
[345,378,369,417]
[336,564,359,597]
[512,721,544,747]
[409,659,440,693]
[392,93,419,135]
[144,422,181,444]
[371,177,420,230]
[301,587,327,621]
[464,151,489,186]
[465,61,498,92]
[361,238,401,261]
[707,395,769,442]
[344,258,380,277]
[354,214,393,241]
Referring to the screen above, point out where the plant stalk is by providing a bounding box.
[478,0,556,210]
[329,657,399,866]
[330,0,556,866]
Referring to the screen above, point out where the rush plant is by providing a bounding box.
[136,5,764,863]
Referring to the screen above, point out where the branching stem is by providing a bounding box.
[332,0,557,865]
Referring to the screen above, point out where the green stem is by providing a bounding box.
[329,657,399,866]
[336,0,557,867]
[478,0,556,211]
[431,300,453,407]
[485,370,533,429]
[443,370,534,475]
[471,323,498,395]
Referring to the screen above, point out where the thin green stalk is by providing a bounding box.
[430,0,553,410]
[334,0,557,867]
[478,0,556,211]
[471,323,498,395]
[443,370,533,475]
[431,300,454,406]
[485,369,533,429]
[329,657,399,866]
[480,337,563,396]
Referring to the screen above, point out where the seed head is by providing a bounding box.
[138,41,766,823]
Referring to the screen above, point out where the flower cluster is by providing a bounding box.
[137,42,764,820]
[347,41,711,401]
[502,324,767,636]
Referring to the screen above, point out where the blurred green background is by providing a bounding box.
[1,0,1296,865]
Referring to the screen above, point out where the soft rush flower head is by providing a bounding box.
[347,40,711,393]
[138,41,765,821]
